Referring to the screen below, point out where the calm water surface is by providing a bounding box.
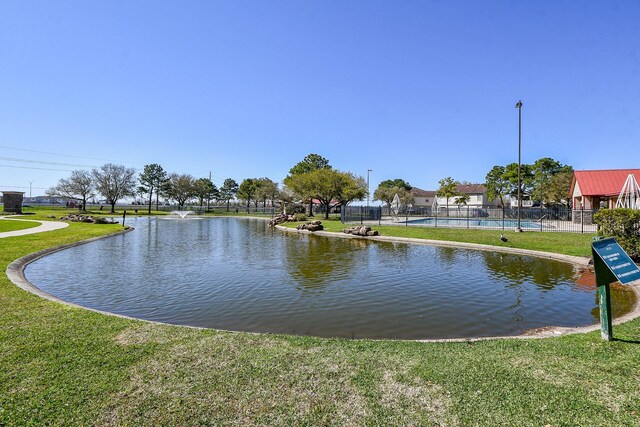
[25,217,636,339]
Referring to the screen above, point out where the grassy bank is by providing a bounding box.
[284,218,596,257]
[2,219,640,425]
[0,219,40,233]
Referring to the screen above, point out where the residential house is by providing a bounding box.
[412,184,501,214]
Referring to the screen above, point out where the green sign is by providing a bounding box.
[592,237,640,285]
[591,237,640,341]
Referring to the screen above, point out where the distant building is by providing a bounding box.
[411,188,436,207]
[412,184,501,210]
[506,194,535,208]
[569,169,640,224]
[570,169,640,210]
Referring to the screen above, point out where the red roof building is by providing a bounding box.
[570,169,640,210]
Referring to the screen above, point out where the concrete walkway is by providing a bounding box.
[0,216,69,239]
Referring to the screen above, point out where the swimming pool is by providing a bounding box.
[405,217,549,229]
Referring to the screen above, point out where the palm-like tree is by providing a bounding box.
[454,193,471,215]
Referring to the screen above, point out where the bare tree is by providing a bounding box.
[47,170,94,211]
[92,163,137,213]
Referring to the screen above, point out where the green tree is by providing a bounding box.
[255,177,279,209]
[47,170,94,212]
[166,173,196,208]
[220,178,239,212]
[544,169,574,207]
[454,193,471,214]
[484,165,509,208]
[336,172,367,209]
[92,163,137,213]
[287,153,331,176]
[138,163,168,214]
[531,158,566,205]
[436,177,460,216]
[373,179,413,215]
[193,177,218,210]
[503,163,534,201]
[287,154,331,216]
[237,178,259,212]
[285,168,365,219]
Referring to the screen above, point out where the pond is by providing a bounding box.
[25,217,636,339]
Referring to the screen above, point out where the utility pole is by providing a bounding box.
[367,169,372,208]
[515,100,523,232]
[208,171,212,212]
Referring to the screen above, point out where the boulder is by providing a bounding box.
[343,225,379,236]
[296,220,323,232]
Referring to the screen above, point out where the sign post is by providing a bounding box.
[591,237,640,340]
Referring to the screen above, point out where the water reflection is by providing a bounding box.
[284,234,360,292]
[481,251,575,290]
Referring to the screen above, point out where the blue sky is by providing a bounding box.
[1,1,639,197]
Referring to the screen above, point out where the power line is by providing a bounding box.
[0,185,49,190]
[0,156,99,168]
[0,144,142,166]
[0,163,77,172]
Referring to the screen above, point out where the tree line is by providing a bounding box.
[370,157,573,213]
[47,154,368,218]
[48,163,242,214]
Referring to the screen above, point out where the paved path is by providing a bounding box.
[0,216,69,239]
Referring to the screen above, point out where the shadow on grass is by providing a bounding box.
[613,338,640,344]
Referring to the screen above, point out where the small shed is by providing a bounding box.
[2,191,25,214]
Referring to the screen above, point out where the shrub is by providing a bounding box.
[594,208,640,260]
[288,204,307,214]
[293,213,307,222]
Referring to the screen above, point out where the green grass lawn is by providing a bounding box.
[1,219,639,425]
[0,219,40,233]
[284,218,596,257]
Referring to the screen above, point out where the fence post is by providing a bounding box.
[540,208,543,232]
[581,206,584,234]
[435,206,438,228]
[467,206,470,228]
[502,207,505,230]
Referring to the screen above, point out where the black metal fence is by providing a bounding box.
[342,205,599,233]
[341,205,383,223]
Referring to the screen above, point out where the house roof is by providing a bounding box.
[411,188,436,197]
[571,169,640,197]
[455,184,486,195]
[412,184,486,197]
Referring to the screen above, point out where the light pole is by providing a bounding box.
[367,169,372,208]
[28,180,34,198]
[515,100,523,232]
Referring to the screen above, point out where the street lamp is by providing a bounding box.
[367,169,372,208]
[515,100,523,232]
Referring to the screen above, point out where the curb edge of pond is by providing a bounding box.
[5,218,639,344]
[5,227,149,320]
